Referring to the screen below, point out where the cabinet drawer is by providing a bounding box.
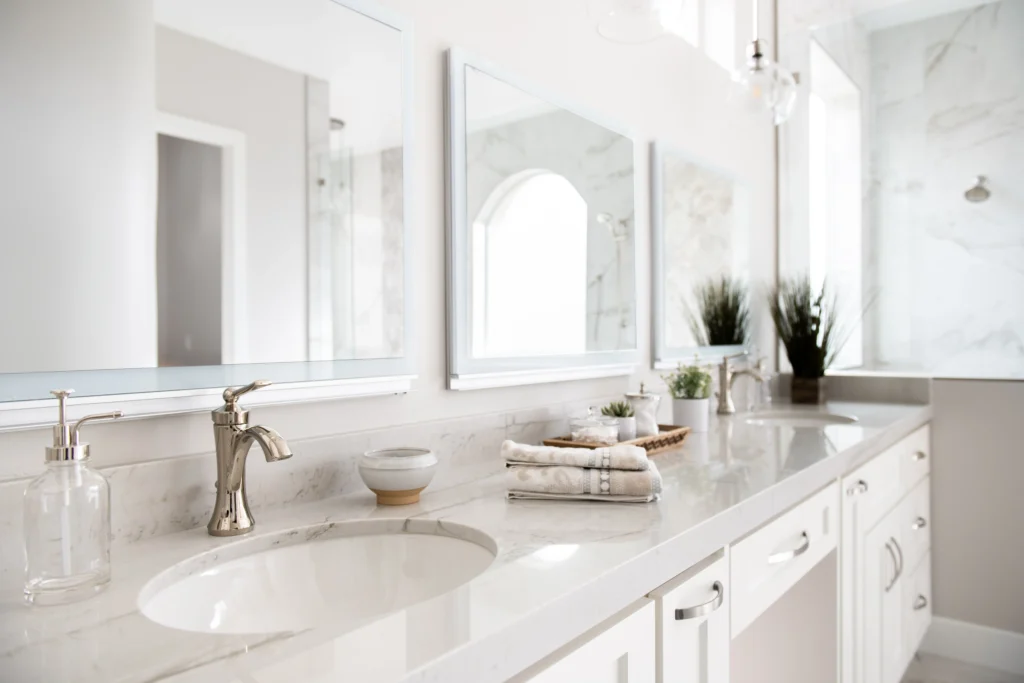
[904,552,932,667]
[730,482,839,637]
[899,427,931,494]
[899,477,931,575]
[649,550,729,683]
[843,445,902,532]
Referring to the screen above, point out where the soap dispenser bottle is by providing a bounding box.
[23,390,122,606]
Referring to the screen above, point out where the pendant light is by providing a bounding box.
[586,0,682,44]
[731,0,797,125]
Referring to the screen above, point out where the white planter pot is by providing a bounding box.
[673,398,710,432]
[615,416,637,442]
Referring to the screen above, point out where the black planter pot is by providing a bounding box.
[791,376,827,404]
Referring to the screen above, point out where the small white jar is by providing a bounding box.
[358,448,438,506]
[673,398,710,433]
[615,416,637,441]
[626,385,661,437]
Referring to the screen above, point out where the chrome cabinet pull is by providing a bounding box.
[847,480,869,496]
[913,450,927,461]
[768,531,810,565]
[884,541,899,592]
[912,517,928,531]
[914,595,929,610]
[675,582,724,620]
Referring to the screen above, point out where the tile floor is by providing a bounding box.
[903,653,1024,683]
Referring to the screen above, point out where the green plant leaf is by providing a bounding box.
[685,276,750,347]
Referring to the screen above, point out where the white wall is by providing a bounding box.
[0,0,157,373]
[155,26,309,364]
[0,0,776,489]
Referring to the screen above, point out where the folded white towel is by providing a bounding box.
[501,440,650,471]
[505,462,662,503]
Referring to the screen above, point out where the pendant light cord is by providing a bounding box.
[752,0,759,42]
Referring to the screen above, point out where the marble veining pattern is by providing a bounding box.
[659,151,746,349]
[868,0,1024,377]
[465,106,636,354]
[0,395,620,589]
[0,402,931,683]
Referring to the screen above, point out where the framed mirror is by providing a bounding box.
[445,49,639,390]
[651,142,751,368]
[0,0,415,426]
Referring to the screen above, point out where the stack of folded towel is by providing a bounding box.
[502,440,662,503]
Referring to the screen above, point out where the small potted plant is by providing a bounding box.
[601,401,637,441]
[768,276,856,404]
[687,276,750,347]
[663,360,713,432]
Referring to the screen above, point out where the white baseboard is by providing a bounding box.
[920,616,1024,676]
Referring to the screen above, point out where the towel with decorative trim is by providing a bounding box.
[505,461,661,503]
[501,440,650,471]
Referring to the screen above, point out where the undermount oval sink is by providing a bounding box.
[744,410,858,428]
[138,519,496,635]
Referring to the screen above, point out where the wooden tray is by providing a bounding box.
[543,424,691,457]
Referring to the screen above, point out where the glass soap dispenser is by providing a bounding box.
[23,390,122,606]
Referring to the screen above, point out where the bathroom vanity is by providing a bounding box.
[0,402,931,682]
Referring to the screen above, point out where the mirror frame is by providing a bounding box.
[650,141,749,370]
[445,48,640,390]
[0,0,417,429]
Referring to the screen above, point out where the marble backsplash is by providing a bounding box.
[0,393,623,588]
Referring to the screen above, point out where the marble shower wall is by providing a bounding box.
[660,152,747,349]
[466,109,637,352]
[868,0,1024,377]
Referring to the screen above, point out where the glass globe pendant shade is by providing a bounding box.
[731,40,798,125]
[586,0,683,43]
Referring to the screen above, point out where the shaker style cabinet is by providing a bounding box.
[649,551,730,683]
[522,602,656,683]
[841,426,932,683]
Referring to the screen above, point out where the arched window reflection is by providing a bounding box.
[471,170,588,357]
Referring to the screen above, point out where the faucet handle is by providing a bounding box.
[222,380,271,409]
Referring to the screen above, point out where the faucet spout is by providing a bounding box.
[225,426,292,492]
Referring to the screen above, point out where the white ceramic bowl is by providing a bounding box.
[358,448,438,506]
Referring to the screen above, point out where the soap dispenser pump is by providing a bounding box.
[23,390,122,606]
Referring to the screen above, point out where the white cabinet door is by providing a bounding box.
[840,445,902,683]
[863,512,907,683]
[649,551,729,683]
[527,602,656,683]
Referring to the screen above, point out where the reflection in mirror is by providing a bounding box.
[448,51,638,388]
[779,0,1024,379]
[0,0,413,403]
[652,143,750,368]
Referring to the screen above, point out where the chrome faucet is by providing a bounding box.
[716,355,767,415]
[207,380,292,536]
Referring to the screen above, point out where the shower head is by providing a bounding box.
[965,175,990,203]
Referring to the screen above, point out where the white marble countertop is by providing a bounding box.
[0,401,931,683]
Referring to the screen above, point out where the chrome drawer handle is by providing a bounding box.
[675,581,724,620]
[912,517,928,531]
[768,531,810,565]
[914,595,929,610]
[913,450,927,461]
[884,537,904,593]
[884,541,899,592]
[846,480,869,496]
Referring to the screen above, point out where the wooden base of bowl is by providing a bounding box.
[371,487,426,506]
